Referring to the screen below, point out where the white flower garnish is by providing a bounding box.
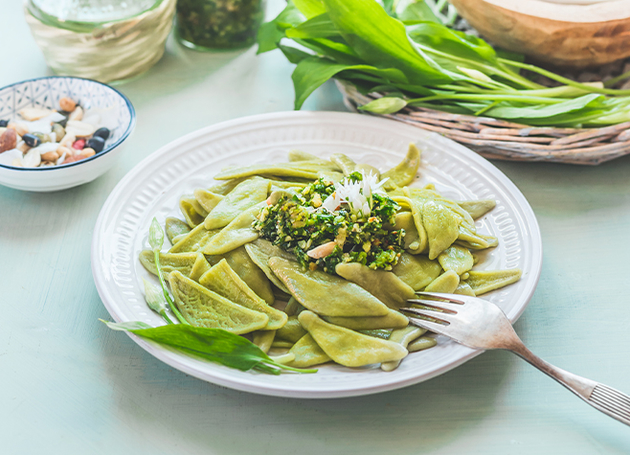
[321,171,388,217]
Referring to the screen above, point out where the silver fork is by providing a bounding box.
[401,292,630,426]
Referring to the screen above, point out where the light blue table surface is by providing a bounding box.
[1,1,629,453]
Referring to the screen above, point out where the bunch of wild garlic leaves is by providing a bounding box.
[257,0,630,127]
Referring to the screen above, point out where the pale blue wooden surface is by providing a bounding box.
[1,1,629,453]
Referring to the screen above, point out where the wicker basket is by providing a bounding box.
[337,81,630,165]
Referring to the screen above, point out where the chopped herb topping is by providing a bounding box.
[253,172,405,274]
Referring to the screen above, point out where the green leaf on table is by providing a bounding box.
[102,321,318,375]
[321,0,451,85]
[359,97,408,114]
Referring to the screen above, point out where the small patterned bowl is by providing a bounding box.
[0,76,135,191]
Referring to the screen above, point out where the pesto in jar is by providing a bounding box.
[176,0,265,50]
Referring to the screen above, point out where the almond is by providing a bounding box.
[68,106,83,121]
[306,241,337,259]
[0,128,17,153]
[65,120,95,137]
[19,107,53,121]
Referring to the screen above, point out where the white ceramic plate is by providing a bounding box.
[92,111,542,398]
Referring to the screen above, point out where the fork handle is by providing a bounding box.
[509,343,630,426]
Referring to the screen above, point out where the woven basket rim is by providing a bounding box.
[336,80,630,165]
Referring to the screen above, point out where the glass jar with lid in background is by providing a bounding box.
[25,0,176,83]
[175,0,266,51]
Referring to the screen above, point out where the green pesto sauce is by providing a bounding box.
[253,174,405,275]
[176,0,265,49]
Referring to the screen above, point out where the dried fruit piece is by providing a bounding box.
[72,139,85,150]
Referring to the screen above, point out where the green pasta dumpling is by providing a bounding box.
[382,143,421,190]
[169,223,219,253]
[139,251,198,278]
[287,334,331,368]
[269,257,391,317]
[392,252,442,290]
[165,217,191,244]
[465,269,522,295]
[199,259,287,331]
[202,204,262,255]
[168,271,268,334]
[299,311,408,367]
[335,262,415,310]
[204,177,270,230]
[244,239,296,294]
[323,310,409,330]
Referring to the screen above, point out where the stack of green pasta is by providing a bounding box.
[139,146,521,371]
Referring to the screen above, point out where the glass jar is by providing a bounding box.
[25,0,176,83]
[175,0,266,51]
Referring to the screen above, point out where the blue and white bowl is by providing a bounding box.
[0,76,135,191]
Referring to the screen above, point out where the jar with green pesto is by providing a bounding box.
[176,0,266,50]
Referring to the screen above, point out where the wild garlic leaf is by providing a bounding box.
[103,322,317,374]
[407,22,498,65]
[256,2,305,54]
[293,0,326,18]
[285,13,340,39]
[279,45,312,64]
[292,57,408,109]
[394,0,443,24]
[483,94,604,119]
[321,0,451,85]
